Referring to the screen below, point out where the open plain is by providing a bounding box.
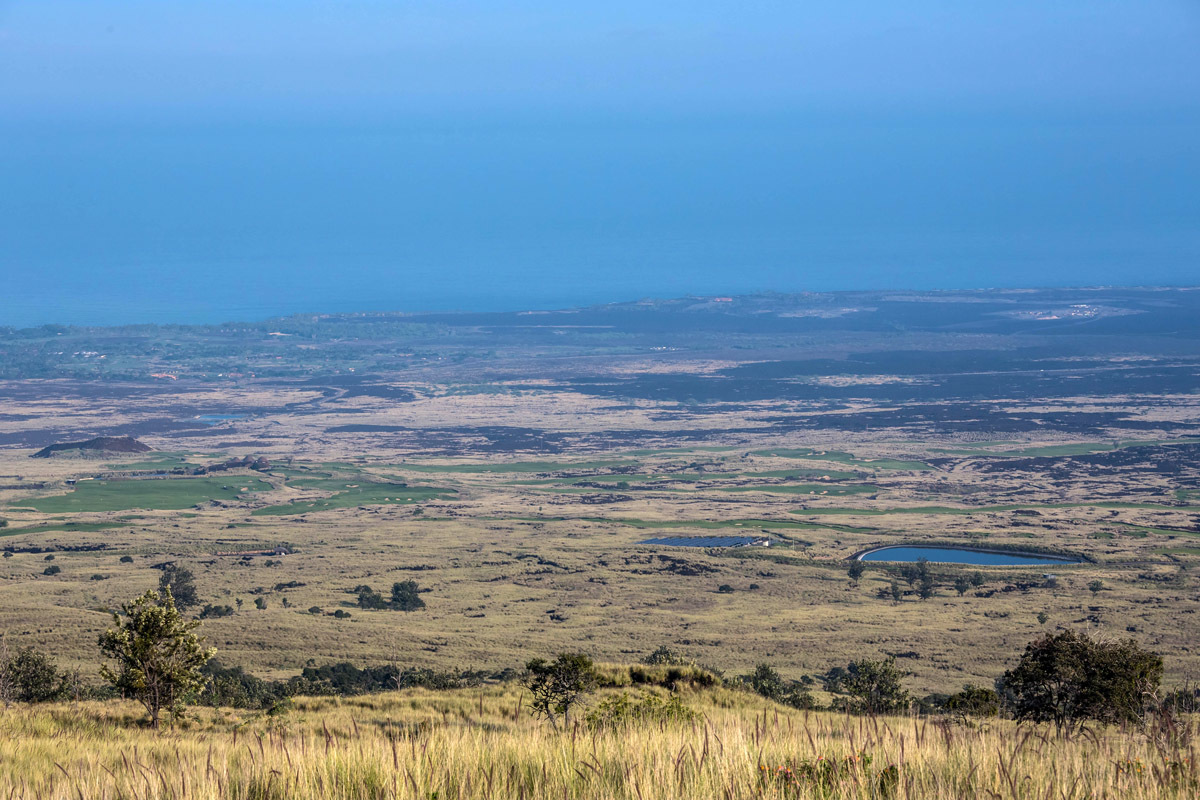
[2,288,1200,695]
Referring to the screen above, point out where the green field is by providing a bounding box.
[716,483,878,496]
[0,520,135,537]
[398,460,635,474]
[751,449,930,470]
[250,484,455,516]
[792,502,1200,517]
[9,478,274,513]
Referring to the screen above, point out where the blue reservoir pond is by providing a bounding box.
[859,546,1079,566]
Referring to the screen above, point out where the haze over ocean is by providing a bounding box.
[2,2,1198,327]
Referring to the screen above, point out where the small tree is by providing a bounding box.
[889,581,903,604]
[98,588,215,728]
[847,560,866,586]
[745,663,815,709]
[158,564,199,610]
[390,580,426,611]
[998,630,1162,731]
[523,653,598,730]
[917,572,937,600]
[969,572,985,588]
[836,657,910,715]
[0,643,66,704]
[954,576,970,596]
[1088,579,1104,597]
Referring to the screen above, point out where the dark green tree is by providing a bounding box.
[98,588,215,728]
[836,657,910,715]
[998,630,1162,731]
[390,580,426,611]
[158,564,199,610]
[943,684,1000,717]
[523,653,598,730]
[745,663,815,709]
[954,576,971,596]
[0,645,67,703]
[848,560,866,586]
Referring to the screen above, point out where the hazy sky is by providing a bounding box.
[2,1,1198,325]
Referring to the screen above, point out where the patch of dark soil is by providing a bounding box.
[978,442,1200,480]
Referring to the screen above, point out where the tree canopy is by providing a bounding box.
[999,629,1162,730]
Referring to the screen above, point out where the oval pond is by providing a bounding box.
[859,546,1079,566]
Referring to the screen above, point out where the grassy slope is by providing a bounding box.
[0,685,1193,799]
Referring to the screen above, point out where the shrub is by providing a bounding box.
[717,584,735,593]
[828,657,910,715]
[941,684,1000,717]
[743,663,816,709]
[1,645,67,703]
[198,604,234,619]
[119,555,134,563]
[643,645,690,666]
[585,691,699,730]
[998,629,1162,730]
[42,565,61,576]
[90,574,107,581]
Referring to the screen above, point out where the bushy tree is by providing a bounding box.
[830,657,910,715]
[744,663,815,710]
[954,576,971,596]
[390,580,425,611]
[157,564,199,610]
[98,588,215,728]
[998,630,1161,731]
[523,653,598,730]
[847,560,866,586]
[0,644,67,704]
[942,684,1000,717]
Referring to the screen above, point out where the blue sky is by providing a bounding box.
[1,1,1198,325]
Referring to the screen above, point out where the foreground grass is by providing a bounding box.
[1,686,1196,799]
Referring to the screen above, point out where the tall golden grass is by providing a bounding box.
[0,684,1195,799]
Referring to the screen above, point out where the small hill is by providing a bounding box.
[32,436,152,458]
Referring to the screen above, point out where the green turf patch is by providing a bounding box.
[250,485,455,516]
[716,484,878,496]
[751,449,929,470]
[10,478,274,513]
[1,520,132,537]
[397,460,635,474]
[792,502,1200,518]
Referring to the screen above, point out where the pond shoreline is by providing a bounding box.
[852,543,1084,566]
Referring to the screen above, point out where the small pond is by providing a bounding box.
[859,546,1079,566]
